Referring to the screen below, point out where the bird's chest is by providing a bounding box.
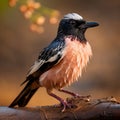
[40,38,92,90]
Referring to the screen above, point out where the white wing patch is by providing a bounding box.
[27,51,66,76]
[47,51,61,62]
[27,60,45,76]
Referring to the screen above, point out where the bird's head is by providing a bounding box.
[57,13,99,41]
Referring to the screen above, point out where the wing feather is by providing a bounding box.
[27,38,65,77]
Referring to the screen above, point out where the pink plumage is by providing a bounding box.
[40,36,92,90]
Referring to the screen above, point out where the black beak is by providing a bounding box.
[85,21,99,28]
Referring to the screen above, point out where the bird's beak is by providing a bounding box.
[84,21,99,28]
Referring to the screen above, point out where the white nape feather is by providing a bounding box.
[63,13,83,20]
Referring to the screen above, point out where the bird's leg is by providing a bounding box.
[59,88,79,97]
[47,89,71,112]
[59,88,90,100]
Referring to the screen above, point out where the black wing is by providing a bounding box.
[22,38,65,85]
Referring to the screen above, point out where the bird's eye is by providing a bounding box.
[70,20,76,25]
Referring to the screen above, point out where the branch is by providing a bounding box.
[0,97,120,120]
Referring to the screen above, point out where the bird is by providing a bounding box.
[9,13,99,112]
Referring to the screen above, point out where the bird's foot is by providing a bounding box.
[74,94,91,102]
[60,100,73,112]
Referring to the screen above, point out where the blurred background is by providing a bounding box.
[0,0,120,106]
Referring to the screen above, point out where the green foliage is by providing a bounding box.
[0,0,9,14]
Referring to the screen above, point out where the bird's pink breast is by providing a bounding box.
[40,37,92,90]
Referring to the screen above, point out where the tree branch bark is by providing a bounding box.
[0,96,120,120]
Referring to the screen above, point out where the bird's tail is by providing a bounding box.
[9,79,39,107]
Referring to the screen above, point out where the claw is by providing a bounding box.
[61,100,71,112]
[75,94,91,102]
